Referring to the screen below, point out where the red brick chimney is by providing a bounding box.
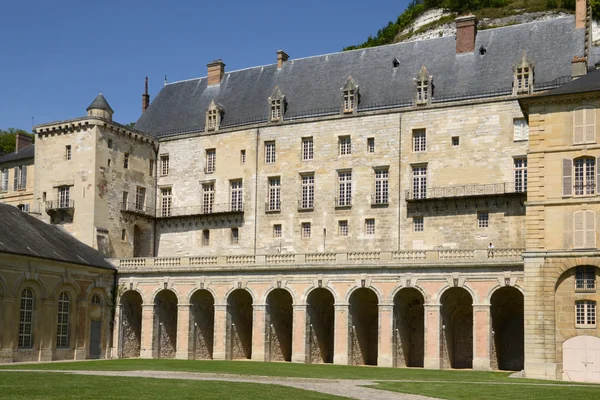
[576,0,587,29]
[207,60,225,85]
[142,76,150,113]
[455,15,478,54]
[15,133,33,153]
[276,50,289,69]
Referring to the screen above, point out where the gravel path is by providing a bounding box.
[3,369,440,400]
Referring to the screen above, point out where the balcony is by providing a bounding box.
[265,201,281,213]
[297,200,314,211]
[371,195,389,207]
[46,199,74,212]
[121,202,156,218]
[405,182,525,201]
[158,203,243,219]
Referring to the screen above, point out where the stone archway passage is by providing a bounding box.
[266,289,293,362]
[227,289,253,360]
[306,288,334,364]
[154,290,178,359]
[120,291,142,358]
[393,288,424,368]
[349,288,379,366]
[491,287,524,371]
[190,290,214,360]
[441,287,473,369]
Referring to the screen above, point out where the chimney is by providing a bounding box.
[15,133,33,153]
[276,50,289,69]
[576,0,587,29]
[572,56,587,79]
[142,76,150,113]
[455,15,478,54]
[207,60,225,86]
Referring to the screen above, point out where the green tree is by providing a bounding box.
[0,128,35,155]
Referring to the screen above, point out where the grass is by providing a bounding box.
[0,371,345,400]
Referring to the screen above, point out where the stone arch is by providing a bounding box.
[226,289,253,360]
[393,287,425,368]
[118,284,146,305]
[440,287,473,369]
[265,288,293,362]
[490,286,524,371]
[349,287,379,366]
[302,284,339,305]
[223,285,257,306]
[263,285,297,306]
[187,286,218,305]
[345,284,383,305]
[390,283,429,305]
[151,285,182,305]
[306,287,335,364]
[14,277,47,299]
[153,289,178,359]
[119,290,143,358]
[548,257,600,283]
[486,283,524,305]
[189,289,215,360]
[436,283,479,306]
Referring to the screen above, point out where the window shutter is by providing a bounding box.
[585,107,597,143]
[21,166,27,188]
[574,211,585,249]
[574,108,584,144]
[13,167,18,191]
[563,159,573,196]
[585,210,597,249]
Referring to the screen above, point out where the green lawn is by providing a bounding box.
[0,372,345,400]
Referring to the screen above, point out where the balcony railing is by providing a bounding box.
[158,203,243,218]
[46,199,75,211]
[405,182,525,201]
[298,200,314,211]
[265,201,281,212]
[121,202,155,217]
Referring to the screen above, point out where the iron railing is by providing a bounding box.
[158,203,243,218]
[121,202,155,217]
[405,182,525,201]
[46,199,74,211]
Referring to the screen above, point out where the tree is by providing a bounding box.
[0,128,35,155]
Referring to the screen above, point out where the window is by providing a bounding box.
[273,224,282,238]
[415,65,432,105]
[513,52,534,95]
[416,79,428,104]
[268,177,281,211]
[108,159,111,167]
[412,166,427,199]
[65,145,71,161]
[414,217,424,232]
[160,155,169,176]
[341,76,359,113]
[135,186,146,211]
[161,187,172,217]
[202,230,210,246]
[478,211,489,228]
[107,139,113,149]
[374,169,389,205]
[56,292,70,348]
[516,66,530,92]
[301,174,315,210]
[269,87,285,122]
[202,183,215,214]
[207,109,218,130]
[302,222,311,238]
[91,295,102,305]
[230,180,243,211]
[574,157,595,196]
[122,191,128,209]
[124,153,130,169]
[58,186,70,208]
[339,136,352,155]
[149,159,154,176]
[18,288,34,348]
[231,228,239,244]
[573,106,597,144]
[365,219,375,235]
[265,141,276,164]
[1,169,8,192]
[338,220,348,236]
[573,210,596,249]
[205,149,216,173]
[514,158,528,193]
[302,137,314,161]
[575,266,596,291]
[576,300,596,327]
[17,203,29,212]
[337,171,352,207]
[240,150,246,164]
[206,100,222,131]
[13,166,26,190]
[513,118,529,141]
[121,229,126,241]
[413,129,426,152]
[271,99,282,121]
[343,90,355,113]
[452,136,460,146]
[367,138,375,153]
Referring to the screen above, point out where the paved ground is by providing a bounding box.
[3,369,440,400]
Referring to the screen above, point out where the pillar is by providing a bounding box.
[140,304,154,359]
[291,304,306,363]
[333,304,349,365]
[74,300,88,360]
[212,304,227,360]
[112,304,121,358]
[423,304,441,369]
[473,304,492,371]
[252,304,266,361]
[176,303,191,359]
[378,304,393,367]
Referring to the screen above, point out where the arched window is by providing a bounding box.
[573,106,596,144]
[91,294,102,305]
[18,289,34,348]
[56,291,70,348]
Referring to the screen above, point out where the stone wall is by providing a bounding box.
[121,292,142,358]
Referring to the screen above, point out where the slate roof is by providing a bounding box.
[87,93,114,113]
[531,68,600,98]
[0,144,35,164]
[135,17,585,137]
[0,203,115,270]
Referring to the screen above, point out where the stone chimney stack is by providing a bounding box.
[576,0,587,29]
[207,60,225,86]
[15,133,33,153]
[455,15,478,54]
[276,50,289,69]
[142,76,150,113]
[572,56,587,79]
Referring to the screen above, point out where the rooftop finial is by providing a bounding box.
[164,74,168,86]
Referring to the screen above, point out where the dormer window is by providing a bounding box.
[341,76,359,115]
[268,86,286,122]
[414,65,433,106]
[513,51,534,95]
[206,99,223,131]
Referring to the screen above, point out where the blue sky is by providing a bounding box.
[0,0,410,130]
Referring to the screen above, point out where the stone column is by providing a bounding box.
[378,304,394,367]
[112,303,121,358]
[74,300,89,360]
[176,303,191,360]
[423,304,441,369]
[252,304,266,361]
[39,299,55,361]
[473,304,492,371]
[212,304,227,360]
[1,297,16,359]
[291,304,306,363]
[333,303,349,365]
[140,304,154,359]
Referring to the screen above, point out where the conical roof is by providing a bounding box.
[86,92,114,113]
